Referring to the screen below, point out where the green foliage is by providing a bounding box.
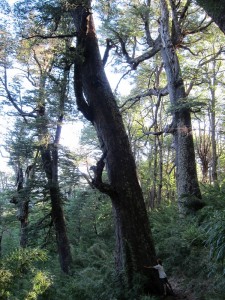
[201,187,225,273]
[0,268,12,299]
[25,271,52,300]
[150,188,225,300]
[41,240,118,300]
[1,184,225,300]
[0,248,52,300]
[205,210,225,269]
[2,1,225,299]
[167,97,206,114]
[66,189,114,248]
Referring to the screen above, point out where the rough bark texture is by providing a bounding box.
[196,0,225,34]
[71,1,161,295]
[160,0,202,214]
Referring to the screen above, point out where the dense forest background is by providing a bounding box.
[0,0,225,299]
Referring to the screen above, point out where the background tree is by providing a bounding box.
[0,19,73,271]
[159,0,203,214]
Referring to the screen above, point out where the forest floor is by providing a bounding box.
[164,277,197,300]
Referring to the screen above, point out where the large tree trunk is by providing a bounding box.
[160,0,202,215]
[71,2,161,295]
[196,0,225,34]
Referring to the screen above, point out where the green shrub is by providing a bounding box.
[0,248,52,299]
[205,210,225,272]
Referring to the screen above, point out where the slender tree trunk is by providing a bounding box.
[160,0,202,215]
[209,59,218,184]
[36,66,72,273]
[13,167,29,248]
[157,135,163,206]
[0,233,2,256]
[20,195,29,248]
[71,2,161,295]
[151,137,158,208]
[38,128,72,273]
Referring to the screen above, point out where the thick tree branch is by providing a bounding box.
[119,86,168,112]
[90,151,116,197]
[139,0,154,47]
[179,0,191,22]
[102,38,115,66]
[74,63,93,122]
[22,33,77,40]
[139,130,164,139]
[111,28,161,69]
[129,37,162,69]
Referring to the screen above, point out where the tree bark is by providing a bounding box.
[71,2,161,295]
[160,0,202,214]
[157,135,163,206]
[196,0,225,34]
[37,118,72,274]
[12,167,29,248]
[36,64,72,274]
[209,59,218,185]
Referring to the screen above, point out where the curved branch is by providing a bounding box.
[74,63,93,122]
[111,29,161,69]
[102,38,115,66]
[90,151,116,197]
[119,86,168,112]
[0,73,36,121]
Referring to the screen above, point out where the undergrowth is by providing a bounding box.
[150,184,225,299]
[0,186,225,299]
